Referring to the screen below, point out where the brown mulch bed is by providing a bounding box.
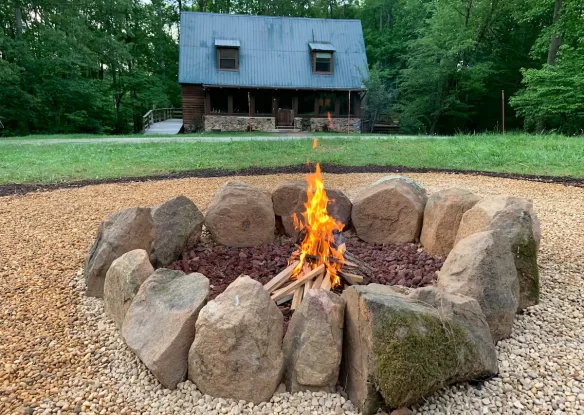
[3,163,584,197]
[167,232,444,326]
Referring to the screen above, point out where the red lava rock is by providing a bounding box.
[167,232,444,327]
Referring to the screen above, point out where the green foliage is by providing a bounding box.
[0,0,181,136]
[0,0,581,136]
[510,0,584,134]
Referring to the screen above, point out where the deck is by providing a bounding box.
[144,118,183,135]
[143,108,183,135]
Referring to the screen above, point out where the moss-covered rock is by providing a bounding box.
[490,207,540,310]
[340,285,497,414]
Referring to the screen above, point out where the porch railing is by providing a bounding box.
[142,108,183,131]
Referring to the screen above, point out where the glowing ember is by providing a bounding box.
[292,163,345,287]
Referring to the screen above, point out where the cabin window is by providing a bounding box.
[298,92,316,115]
[339,93,358,116]
[313,52,333,74]
[318,92,336,115]
[217,47,238,70]
[254,91,273,115]
[210,90,229,113]
[232,90,249,114]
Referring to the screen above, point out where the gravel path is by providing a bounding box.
[0,135,447,146]
[1,173,583,415]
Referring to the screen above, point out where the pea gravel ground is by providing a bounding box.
[1,173,583,415]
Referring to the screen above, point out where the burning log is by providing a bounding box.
[271,264,325,302]
[264,163,372,309]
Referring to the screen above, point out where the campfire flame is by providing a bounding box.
[292,163,345,287]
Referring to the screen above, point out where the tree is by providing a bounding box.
[511,0,584,133]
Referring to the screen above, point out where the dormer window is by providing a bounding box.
[215,39,240,71]
[315,52,332,73]
[309,42,335,74]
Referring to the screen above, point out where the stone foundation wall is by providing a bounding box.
[309,117,361,133]
[204,115,275,132]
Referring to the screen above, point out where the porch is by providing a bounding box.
[181,85,362,133]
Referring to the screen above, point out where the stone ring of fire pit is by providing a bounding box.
[84,174,540,414]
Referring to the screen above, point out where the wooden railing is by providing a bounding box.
[142,108,182,131]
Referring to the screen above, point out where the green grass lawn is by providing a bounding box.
[1,131,366,141]
[1,134,583,185]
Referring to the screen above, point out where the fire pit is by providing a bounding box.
[84,167,541,414]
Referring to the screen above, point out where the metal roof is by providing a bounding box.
[179,12,368,90]
[308,42,336,51]
[215,39,241,48]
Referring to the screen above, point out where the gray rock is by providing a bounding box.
[455,195,540,310]
[205,181,275,247]
[420,188,481,256]
[85,207,155,297]
[340,284,497,414]
[283,290,345,393]
[352,177,427,244]
[455,195,541,249]
[103,249,154,329]
[150,195,204,268]
[438,230,519,342]
[188,276,284,403]
[489,207,540,310]
[272,180,352,237]
[122,269,209,389]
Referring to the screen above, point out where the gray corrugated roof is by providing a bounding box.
[215,39,241,47]
[308,42,336,51]
[179,12,368,90]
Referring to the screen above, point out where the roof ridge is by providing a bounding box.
[180,11,362,23]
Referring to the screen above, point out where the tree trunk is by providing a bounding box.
[464,0,473,27]
[547,0,562,66]
[15,6,23,38]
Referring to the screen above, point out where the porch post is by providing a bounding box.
[314,93,319,115]
[227,94,233,115]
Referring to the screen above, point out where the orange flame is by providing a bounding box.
[327,112,334,129]
[292,163,344,287]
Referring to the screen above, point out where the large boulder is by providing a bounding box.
[85,207,155,297]
[103,249,154,329]
[150,196,204,268]
[351,176,427,244]
[205,181,275,247]
[490,208,540,310]
[340,284,497,414]
[455,195,541,249]
[122,269,209,389]
[283,290,345,393]
[272,180,352,237]
[437,231,519,342]
[420,189,480,256]
[455,195,540,310]
[188,276,284,403]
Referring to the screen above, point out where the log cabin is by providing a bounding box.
[178,12,368,133]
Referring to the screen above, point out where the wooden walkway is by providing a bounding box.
[144,118,183,135]
[143,108,183,135]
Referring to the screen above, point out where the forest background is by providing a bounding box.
[0,0,582,136]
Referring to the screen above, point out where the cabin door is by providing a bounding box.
[277,109,294,127]
[276,93,294,127]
